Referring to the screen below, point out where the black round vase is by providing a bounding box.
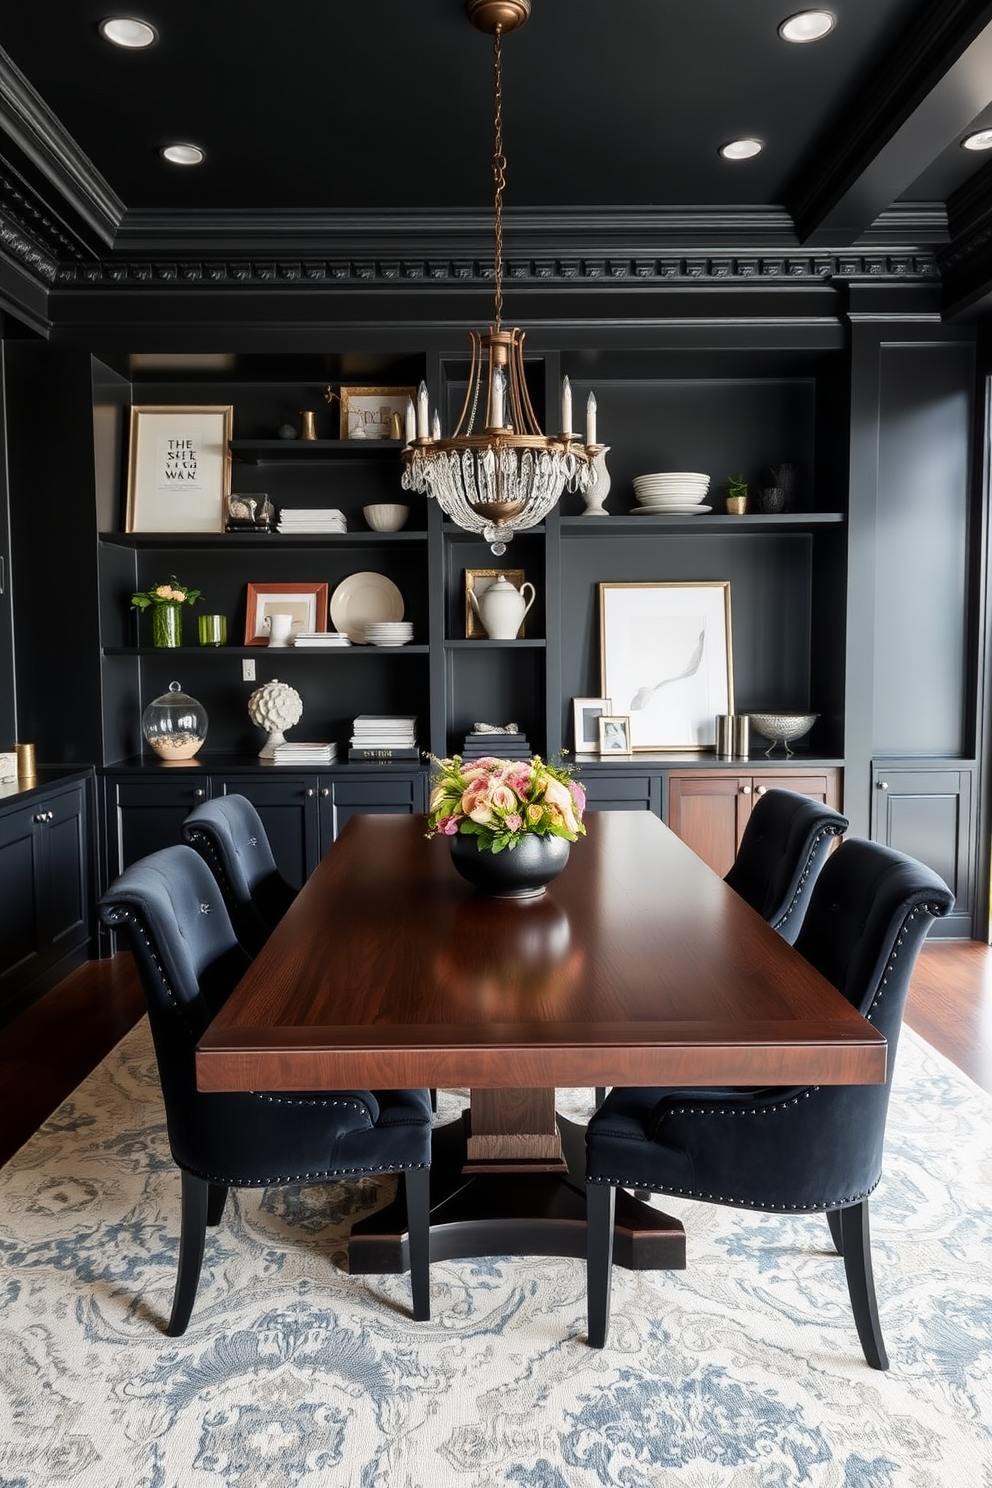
[449,831,570,899]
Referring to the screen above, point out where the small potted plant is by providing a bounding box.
[131,576,202,648]
[724,474,750,515]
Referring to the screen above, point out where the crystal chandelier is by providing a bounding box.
[401,0,597,554]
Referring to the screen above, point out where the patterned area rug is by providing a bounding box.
[1,1021,990,1488]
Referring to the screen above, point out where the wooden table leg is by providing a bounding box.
[348,1106,686,1276]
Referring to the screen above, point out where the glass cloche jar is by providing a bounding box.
[141,681,208,761]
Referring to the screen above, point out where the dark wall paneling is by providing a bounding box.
[873,340,973,756]
[871,761,975,938]
[557,378,816,516]
[558,530,820,747]
[4,342,103,765]
[0,348,16,742]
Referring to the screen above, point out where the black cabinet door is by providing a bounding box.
[871,763,974,938]
[0,798,45,1013]
[107,775,211,876]
[213,775,320,888]
[43,780,90,960]
[325,774,425,845]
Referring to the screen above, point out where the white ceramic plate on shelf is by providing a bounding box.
[628,503,713,515]
[329,571,404,642]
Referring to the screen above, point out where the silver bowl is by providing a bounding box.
[747,711,819,756]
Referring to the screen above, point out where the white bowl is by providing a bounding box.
[363,504,409,532]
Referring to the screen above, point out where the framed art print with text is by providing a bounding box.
[599,581,733,750]
[125,405,233,533]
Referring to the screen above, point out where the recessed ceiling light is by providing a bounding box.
[161,144,204,166]
[962,128,992,151]
[98,17,158,48]
[778,11,836,43]
[719,138,764,161]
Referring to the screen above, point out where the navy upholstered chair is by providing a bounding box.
[99,844,432,1336]
[585,838,953,1366]
[182,793,297,955]
[724,788,849,944]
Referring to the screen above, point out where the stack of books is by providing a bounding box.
[292,631,352,648]
[275,507,347,534]
[461,728,532,759]
[271,741,337,765]
[349,714,419,762]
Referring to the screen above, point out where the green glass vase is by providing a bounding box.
[151,603,182,648]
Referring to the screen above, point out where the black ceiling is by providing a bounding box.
[3,0,992,320]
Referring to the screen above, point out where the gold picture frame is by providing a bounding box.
[598,714,632,755]
[464,568,527,639]
[599,580,734,750]
[125,405,233,533]
[338,385,416,441]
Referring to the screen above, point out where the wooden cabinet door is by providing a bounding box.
[667,773,751,877]
[108,775,211,876]
[754,770,842,812]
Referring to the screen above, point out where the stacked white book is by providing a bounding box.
[349,714,418,761]
[272,741,337,765]
[276,507,347,534]
[293,630,352,648]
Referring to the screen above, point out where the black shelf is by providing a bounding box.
[443,638,546,650]
[104,645,430,657]
[560,512,845,532]
[99,530,428,548]
[230,439,405,463]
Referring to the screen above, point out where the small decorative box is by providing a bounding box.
[0,751,17,782]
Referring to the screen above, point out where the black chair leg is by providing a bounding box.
[594,1087,606,1108]
[586,1181,616,1348]
[837,1201,888,1370]
[207,1182,229,1227]
[404,1166,432,1322]
[825,1207,843,1254]
[167,1170,209,1337]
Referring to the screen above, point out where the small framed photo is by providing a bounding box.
[572,696,612,754]
[598,714,632,755]
[244,582,329,645]
[339,385,416,441]
[600,581,734,751]
[125,405,233,533]
[465,568,527,638]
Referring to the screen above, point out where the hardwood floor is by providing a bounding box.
[1,939,990,1170]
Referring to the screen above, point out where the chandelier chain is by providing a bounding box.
[492,26,506,330]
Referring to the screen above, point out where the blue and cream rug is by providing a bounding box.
[1,1021,990,1487]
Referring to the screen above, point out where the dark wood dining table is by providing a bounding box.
[196,810,887,1277]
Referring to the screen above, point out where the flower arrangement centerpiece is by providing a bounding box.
[131,576,202,649]
[427,754,586,898]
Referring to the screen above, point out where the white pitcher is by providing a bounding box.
[470,575,536,640]
[263,612,295,647]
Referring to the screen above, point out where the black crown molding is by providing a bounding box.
[52,249,940,291]
[0,46,123,249]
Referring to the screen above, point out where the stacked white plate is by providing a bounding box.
[364,621,414,647]
[631,471,711,515]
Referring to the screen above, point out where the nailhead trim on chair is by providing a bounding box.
[773,823,844,934]
[186,1159,430,1186]
[589,901,945,1209]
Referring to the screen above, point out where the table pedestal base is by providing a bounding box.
[348,1112,686,1274]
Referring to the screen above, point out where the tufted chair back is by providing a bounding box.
[182,794,297,955]
[724,788,849,943]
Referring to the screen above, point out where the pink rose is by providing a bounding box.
[438,815,461,835]
[569,780,587,814]
[505,813,523,832]
[537,774,580,835]
[489,783,518,813]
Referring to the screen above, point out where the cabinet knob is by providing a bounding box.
[193,788,206,799]
[320,787,330,798]
[740,784,751,795]
[755,785,767,795]
[305,788,315,798]
[33,811,48,824]
[877,780,889,790]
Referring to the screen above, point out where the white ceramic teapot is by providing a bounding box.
[470,575,536,640]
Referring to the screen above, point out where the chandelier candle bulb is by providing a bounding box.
[404,396,416,446]
[586,391,597,447]
[416,381,429,439]
[491,364,506,428]
[432,410,442,440]
[561,376,573,435]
